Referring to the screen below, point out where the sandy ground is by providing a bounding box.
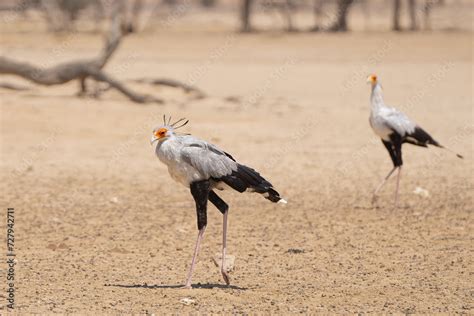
[0,8,473,314]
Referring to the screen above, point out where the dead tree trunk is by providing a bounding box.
[201,0,216,7]
[423,0,431,30]
[311,0,324,31]
[408,0,417,30]
[393,0,418,31]
[0,17,161,104]
[121,0,144,33]
[328,0,355,32]
[283,0,295,32]
[132,78,205,98]
[240,0,254,32]
[393,0,401,31]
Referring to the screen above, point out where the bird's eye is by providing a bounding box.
[155,128,167,138]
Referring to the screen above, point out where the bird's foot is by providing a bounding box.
[221,270,230,286]
[371,195,378,206]
[180,284,192,289]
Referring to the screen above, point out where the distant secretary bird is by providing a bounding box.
[151,116,286,288]
[367,74,463,207]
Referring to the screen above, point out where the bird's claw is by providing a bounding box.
[180,284,192,289]
[371,195,378,205]
[221,270,230,286]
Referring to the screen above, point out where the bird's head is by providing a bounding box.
[367,74,378,87]
[151,126,172,143]
[150,116,189,145]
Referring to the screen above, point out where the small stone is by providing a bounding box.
[180,297,195,305]
[46,243,57,250]
[57,243,68,249]
[413,187,430,198]
[287,248,305,254]
[110,197,119,203]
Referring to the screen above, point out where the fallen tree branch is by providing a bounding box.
[133,78,205,98]
[0,82,31,91]
[0,15,161,104]
[90,70,162,103]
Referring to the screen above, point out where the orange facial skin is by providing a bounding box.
[154,127,168,139]
[368,74,378,85]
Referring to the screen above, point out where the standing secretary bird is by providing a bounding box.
[367,74,463,207]
[150,116,286,288]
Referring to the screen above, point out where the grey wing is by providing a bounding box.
[381,106,416,136]
[180,138,237,179]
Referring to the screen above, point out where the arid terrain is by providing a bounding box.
[0,5,473,314]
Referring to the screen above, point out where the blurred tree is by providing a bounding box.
[393,0,401,30]
[240,0,254,32]
[408,0,417,30]
[283,0,296,32]
[122,0,145,33]
[261,0,297,32]
[311,0,324,31]
[201,0,216,7]
[2,0,42,18]
[58,0,98,21]
[277,0,296,32]
[423,0,445,30]
[37,0,146,33]
[328,0,355,32]
[393,0,418,31]
[41,0,104,32]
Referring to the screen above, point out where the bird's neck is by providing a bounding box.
[370,83,385,111]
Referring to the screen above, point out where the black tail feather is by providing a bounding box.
[216,164,285,203]
[437,144,464,159]
[404,127,439,147]
[405,127,463,159]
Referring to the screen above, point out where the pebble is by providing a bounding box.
[180,297,196,306]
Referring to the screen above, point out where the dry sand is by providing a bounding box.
[0,11,473,314]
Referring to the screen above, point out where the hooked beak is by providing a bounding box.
[150,135,159,145]
[367,75,377,85]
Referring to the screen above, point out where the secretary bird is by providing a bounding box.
[151,116,286,288]
[367,74,463,207]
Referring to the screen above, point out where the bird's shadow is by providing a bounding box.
[104,282,247,290]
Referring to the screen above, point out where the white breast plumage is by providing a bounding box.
[370,112,393,141]
[155,138,199,186]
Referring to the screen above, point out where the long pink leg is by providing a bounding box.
[182,226,206,289]
[394,166,402,207]
[372,166,398,204]
[221,210,230,285]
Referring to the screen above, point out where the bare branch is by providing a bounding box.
[133,78,205,97]
[0,15,161,104]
